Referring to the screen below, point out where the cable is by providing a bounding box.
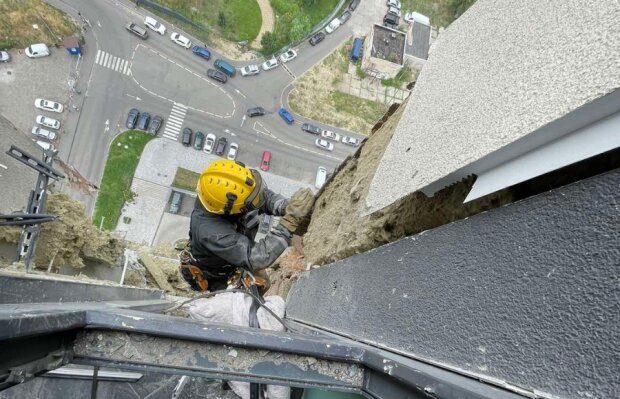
[164,288,296,333]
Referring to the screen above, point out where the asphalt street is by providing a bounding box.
[48,0,365,215]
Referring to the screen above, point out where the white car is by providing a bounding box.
[280,49,297,63]
[0,51,10,63]
[36,115,60,130]
[261,58,279,71]
[404,12,431,25]
[321,130,340,142]
[34,98,63,113]
[341,135,361,146]
[387,0,401,9]
[144,16,166,35]
[170,32,191,48]
[36,140,56,152]
[203,133,216,153]
[388,7,401,17]
[227,142,239,160]
[315,138,334,151]
[325,19,341,34]
[240,64,260,76]
[32,126,57,140]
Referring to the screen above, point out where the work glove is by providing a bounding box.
[279,188,315,234]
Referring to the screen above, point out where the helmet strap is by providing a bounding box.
[223,192,237,215]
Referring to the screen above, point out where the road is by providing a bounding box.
[48,0,365,215]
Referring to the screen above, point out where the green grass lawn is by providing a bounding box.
[93,131,155,230]
[262,0,341,54]
[153,0,261,43]
[0,0,79,49]
[330,92,389,125]
[172,167,200,192]
[400,0,476,28]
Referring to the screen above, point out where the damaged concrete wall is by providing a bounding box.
[302,101,513,266]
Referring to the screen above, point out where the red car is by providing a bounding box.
[260,151,271,171]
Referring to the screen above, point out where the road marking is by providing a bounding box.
[95,50,131,75]
[235,89,247,99]
[130,44,235,119]
[282,64,296,79]
[240,114,246,127]
[104,119,110,133]
[97,20,102,28]
[162,103,188,141]
[125,93,142,101]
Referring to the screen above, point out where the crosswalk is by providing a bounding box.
[162,103,188,141]
[95,50,131,75]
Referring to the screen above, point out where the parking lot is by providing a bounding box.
[0,48,75,142]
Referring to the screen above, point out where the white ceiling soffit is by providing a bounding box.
[464,110,620,202]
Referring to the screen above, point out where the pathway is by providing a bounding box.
[251,0,275,48]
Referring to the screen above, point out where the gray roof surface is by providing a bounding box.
[406,22,430,59]
[365,0,620,214]
[0,115,40,214]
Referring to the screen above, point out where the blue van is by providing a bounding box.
[191,45,211,60]
[278,107,294,124]
[214,58,236,77]
[351,38,363,62]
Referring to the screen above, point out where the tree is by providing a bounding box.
[218,11,226,28]
[289,15,310,42]
[260,31,278,55]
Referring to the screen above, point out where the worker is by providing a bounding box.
[179,160,315,293]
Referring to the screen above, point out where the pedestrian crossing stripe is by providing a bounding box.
[162,103,188,141]
[95,49,131,76]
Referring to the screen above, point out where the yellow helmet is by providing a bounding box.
[196,160,266,215]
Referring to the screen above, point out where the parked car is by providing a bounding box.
[227,142,239,160]
[383,13,399,27]
[36,140,56,152]
[193,131,205,150]
[207,68,228,83]
[339,11,352,24]
[309,32,325,46]
[404,12,430,25]
[387,0,401,9]
[321,130,340,141]
[278,108,294,124]
[247,107,265,117]
[191,45,211,60]
[0,51,10,62]
[240,64,260,76]
[31,126,57,140]
[341,135,361,146]
[325,19,341,34]
[280,49,297,63]
[126,23,148,39]
[144,16,166,35]
[388,6,401,17]
[25,43,50,58]
[148,115,163,135]
[182,128,193,146]
[301,123,321,135]
[260,150,271,171]
[214,59,236,77]
[315,138,334,151]
[126,108,139,129]
[169,191,183,214]
[36,115,60,130]
[137,112,151,130]
[35,98,63,113]
[315,166,327,189]
[215,136,227,156]
[261,58,278,71]
[349,0,360,11]
[204,133,216,153]
[170,32,191,48]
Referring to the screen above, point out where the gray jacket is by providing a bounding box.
[189,190,291,276]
